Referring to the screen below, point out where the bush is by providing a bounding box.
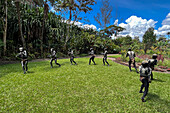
[120,50,127,62]
[57,52,68,58]
[157,59,170,67]
[78,54,89,57]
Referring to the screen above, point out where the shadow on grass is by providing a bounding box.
[27,71,35,73]
[152,79,165,82]
[0,69,21,78]
[60,62,70,65]
[147,93,170,112]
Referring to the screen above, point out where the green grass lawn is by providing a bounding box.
[108,54,121,58]
[0,58,169,112]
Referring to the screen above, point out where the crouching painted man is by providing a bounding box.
[103,48,109,66]
[139,60,152,102]
[68,49,77,65]
[126,48,138,73]
[16,47,28,74]
[50,48,61,68]
[148,54,158,80]
[89,48,96,65]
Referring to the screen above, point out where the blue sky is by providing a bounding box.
[49,0,170,40]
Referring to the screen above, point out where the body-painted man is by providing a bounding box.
[68,49,77,65]
[50,48,61,68]
[89,48,96,65]
[148,54,157,80]
[126,48,138,73]
[16,47,28,74]
[103,48,109,66]
[139,60,152,102]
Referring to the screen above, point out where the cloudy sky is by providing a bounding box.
[50,0,170,40]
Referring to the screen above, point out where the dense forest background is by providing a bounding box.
[0,0,169,60]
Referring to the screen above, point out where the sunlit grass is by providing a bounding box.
[0,58,169,112]
[108,54,121,58]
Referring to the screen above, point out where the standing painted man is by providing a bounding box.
[68,49,77,65]
[148,54,158,80]
[103,48,109,66]
[126,48,138,73]
[139,60,152,102]
[50,48,61,68]
[89,48,96,65]
[16,47,28,74]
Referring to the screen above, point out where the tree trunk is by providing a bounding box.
[64,7,72,52]
[144,48,147,54]
[16,2,26,48]
[3,0,7,56]
[41,1,48,57]
[41,14,45,56]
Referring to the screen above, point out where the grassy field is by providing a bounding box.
[108,54,121,58]
[0,58,169,112]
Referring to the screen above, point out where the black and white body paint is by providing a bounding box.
[103,49,109,66]
[16,47,28,74]
[139,60,152,102]
[89,48,96,65]
[68,50,77,65]
[126,48,138,73]
[147,54,158,80]
[50,48,61,68]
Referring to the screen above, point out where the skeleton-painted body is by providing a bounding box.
[68,50,77,65]
[89,48,96,65]
[139,60,152,102]
[139,66,152,77]
[147,54,158,80]
[103,49,109,66]
[126,49,138,73]
[16,47,28,74]
[50,48,61,68]
[127,51,135,61]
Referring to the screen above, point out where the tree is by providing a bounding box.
[94,0,113,28]
[158,36,167,42]
[0,0,8,55]
[142,27,156,54]
[134,36,140,42]
[15,0,26,48]
[123,35,132,45]
[41,0,49,56]
[51,0,96,52]
[100,24,125,38]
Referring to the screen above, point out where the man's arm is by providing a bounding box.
[134,52,136,57]
[126,52,129,57]
[16,53,21,58]
[148,68,152,76]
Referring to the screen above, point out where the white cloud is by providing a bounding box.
[61,20,97,30]
[83,24,97,30]
[114,19,118,26]
[156,13,170,36]
[117,15,157,41]
[50,7,55,13]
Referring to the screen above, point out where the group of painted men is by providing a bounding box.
[16,47,110,73]
[16,47,157,102]
[126,48,158,102]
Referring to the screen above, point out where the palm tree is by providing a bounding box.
[58,0,96,52]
